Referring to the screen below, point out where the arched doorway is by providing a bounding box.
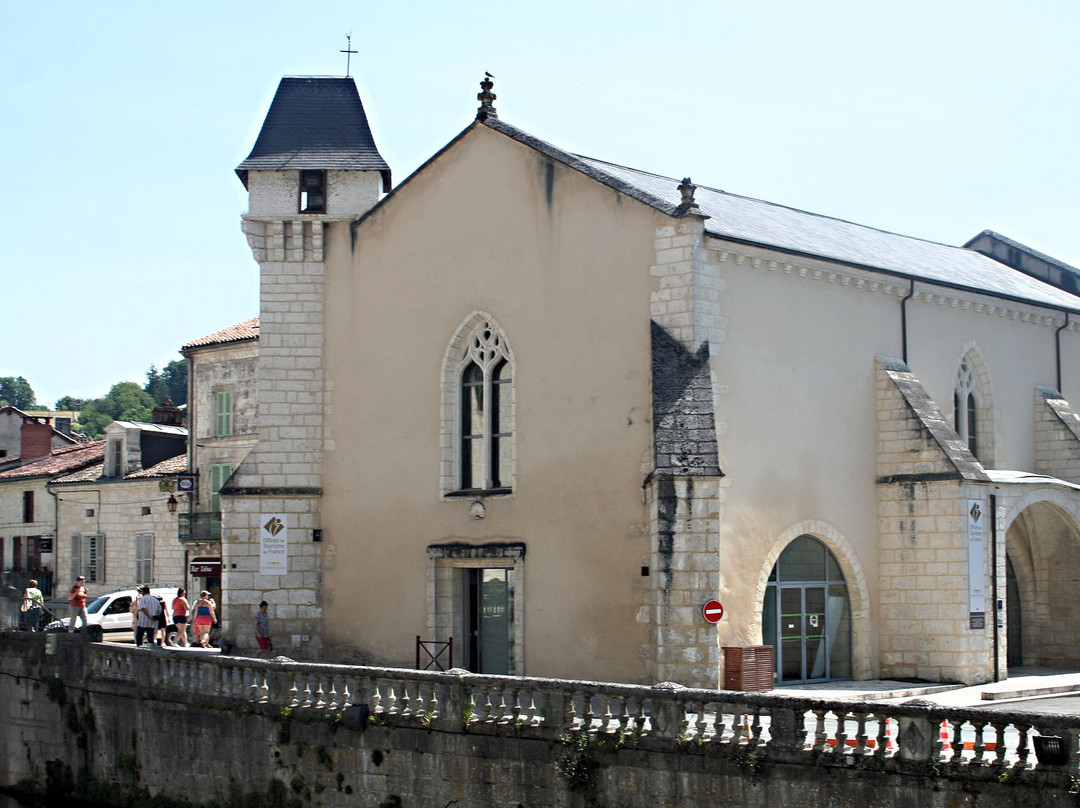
[1005,499,1080,669]
[1005,555,1022,668]
[763,535,852,683]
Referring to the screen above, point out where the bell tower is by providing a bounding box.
[222,76,390,658]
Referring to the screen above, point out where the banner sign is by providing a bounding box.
[260,513,289,575]
[967,499,987,621]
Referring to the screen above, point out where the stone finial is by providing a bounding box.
[477,74,497,121]
[676,177,699,215]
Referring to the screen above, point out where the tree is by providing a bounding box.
[144,365,171,404]
[0,376,37,410]
[161,359,187,406]
[74,382,156,439]
[54,395,90,411]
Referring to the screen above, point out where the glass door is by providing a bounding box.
[466,568,513,675]
[778,585,827,682]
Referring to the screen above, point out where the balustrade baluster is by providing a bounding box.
[583,691,596,732]
[810,709,829,753]
[969,719,988,766]
[1015,725,1034,770]
[987,720,1007,768]
[315,677,326,709]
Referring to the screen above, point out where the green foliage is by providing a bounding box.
[144,365,171,404]
[162,358,188,405]
[74,382,156,439]
[0,376,37,409]
[54,395,89,411]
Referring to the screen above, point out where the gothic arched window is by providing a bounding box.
[448,317,514,494]
[954,357,979,458]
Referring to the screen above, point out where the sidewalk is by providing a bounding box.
[773,667,1080,708]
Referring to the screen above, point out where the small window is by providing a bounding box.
[135,533,154,583]
[141,506,152,516]
[215,391,233,438]
[299,170,326,213]
[85,509,95,518]
[23,491,33,523]
[107,439,123,477]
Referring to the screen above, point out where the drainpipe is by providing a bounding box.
[901,280,916,365]
[1055,311,1070,393]
[990,492,999,683]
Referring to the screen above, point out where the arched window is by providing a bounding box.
[447,317,514,494]
[954,357,979,458]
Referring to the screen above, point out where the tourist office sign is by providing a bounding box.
[967,499,987,629]
[260,513,289,575]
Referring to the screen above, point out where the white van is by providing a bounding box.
[46,586,179,641]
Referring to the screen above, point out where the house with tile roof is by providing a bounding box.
[0,441,104,598]
[0,406,81,468]
[219,74,1080,689]
[176,317,260,609]
[40,402,187,607]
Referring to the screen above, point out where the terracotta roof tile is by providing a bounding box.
[183,317,259,351]
[0,441,106,480]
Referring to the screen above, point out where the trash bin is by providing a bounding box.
[1033,735,1068,766]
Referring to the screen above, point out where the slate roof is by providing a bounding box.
[109,422,187,437]
[183,317,260,351]
[473,118,1080,314]
[0,441,105,481]
[236,77,391,190]
[965,230,1080,281]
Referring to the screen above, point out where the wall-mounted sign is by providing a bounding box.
[260,513,288,575]
[702,600,724,623]
[967,499,987,621]
[190,559,222,577]
[176,475,196,493]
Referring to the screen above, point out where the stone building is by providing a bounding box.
[220,74,1080,688]
[47,404,187,598]
[177,318,260,610]
[0,441,104,597]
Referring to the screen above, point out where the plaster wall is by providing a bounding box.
[317,126,659,681]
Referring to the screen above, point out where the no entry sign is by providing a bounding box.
[702,600,724,623]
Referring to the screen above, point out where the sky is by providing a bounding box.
[2,1,1078,408]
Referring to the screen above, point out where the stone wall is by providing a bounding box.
[3,634,1079,808]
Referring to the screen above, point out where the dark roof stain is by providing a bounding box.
[237,77,390,190]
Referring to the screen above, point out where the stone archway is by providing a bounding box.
[1005,497,1080,669]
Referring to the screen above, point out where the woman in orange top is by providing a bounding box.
[171,588,191,647]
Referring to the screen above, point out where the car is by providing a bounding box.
[45,586,181,642]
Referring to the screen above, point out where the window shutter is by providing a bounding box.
[215,391,232,438]
[70,534,82,580]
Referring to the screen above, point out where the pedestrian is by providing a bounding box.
[193,591,216,648]
[254,600,272,658]
[171,588,190,647]
[67,576,89,633]
[154,595,168,646]
[22,579,44,632]
[135,585,161,647]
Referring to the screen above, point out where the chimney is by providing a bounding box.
[21,416,53,461]
[153,398,184,427]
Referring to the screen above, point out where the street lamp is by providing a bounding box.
[166,495,178,514]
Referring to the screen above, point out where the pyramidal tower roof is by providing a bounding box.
[236,76,391,190]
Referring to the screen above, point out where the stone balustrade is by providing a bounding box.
[87,645,1080,775]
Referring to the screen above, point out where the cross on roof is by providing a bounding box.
[340,32,357,77]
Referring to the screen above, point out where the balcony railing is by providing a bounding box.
[178,512,221,543]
